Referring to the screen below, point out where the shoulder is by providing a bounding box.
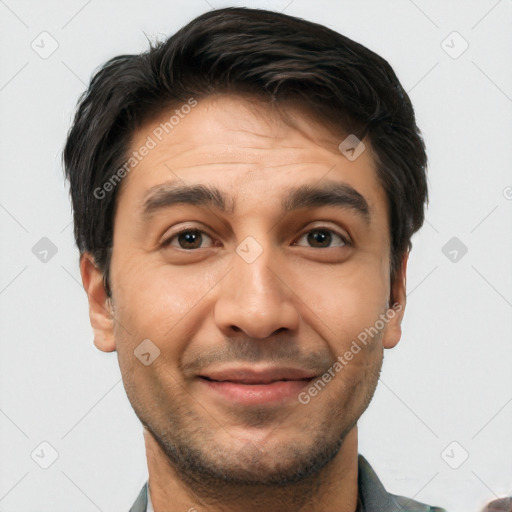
[393,494,447,511]
[358,454,447,512]
[129,482,147,512]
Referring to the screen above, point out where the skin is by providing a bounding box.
[80,94,407,512]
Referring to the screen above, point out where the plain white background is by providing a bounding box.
[0,1,511,511]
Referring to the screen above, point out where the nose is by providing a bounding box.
[213,242,301,339]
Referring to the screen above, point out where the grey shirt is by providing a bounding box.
[129,454,447,512]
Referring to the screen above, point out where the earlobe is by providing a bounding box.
[382,252,408,349]
[79,253,116,352]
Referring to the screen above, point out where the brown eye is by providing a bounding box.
[163,229,214,250]
[295,228,348,248]
[178,230,203,249]
[308,230,332,248]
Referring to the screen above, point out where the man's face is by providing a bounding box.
[83,94,405,486]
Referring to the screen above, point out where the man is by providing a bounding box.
[64,7,446,512]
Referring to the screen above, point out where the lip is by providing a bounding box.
[199,377,313,405]
[198,366,317,384]
[197,366,316,406]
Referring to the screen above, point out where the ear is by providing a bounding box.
[382,252,408,349]
[79,253,116,352]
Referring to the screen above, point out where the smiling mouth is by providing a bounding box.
[199,376,314,385]
[197,375,316,405]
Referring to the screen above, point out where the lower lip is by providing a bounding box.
[199,378,313,405]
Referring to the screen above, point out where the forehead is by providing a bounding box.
[117,94,386,216]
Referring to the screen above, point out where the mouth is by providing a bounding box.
[197,368,316,405]
[200,376,314,385]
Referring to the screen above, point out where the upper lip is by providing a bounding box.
[199,367,317,384]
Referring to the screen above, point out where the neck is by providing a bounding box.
[144,426,359,512]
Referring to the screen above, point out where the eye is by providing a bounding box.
[293,228,349,248]
[162,229,215,250]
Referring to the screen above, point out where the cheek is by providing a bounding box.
[111,255,225,351]
[290,257,390,342]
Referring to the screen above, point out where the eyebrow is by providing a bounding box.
[141,180,371,223]
[142,183,234,219]
[282,181,370,222]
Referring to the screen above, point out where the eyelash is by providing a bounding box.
[161,226,351,250]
